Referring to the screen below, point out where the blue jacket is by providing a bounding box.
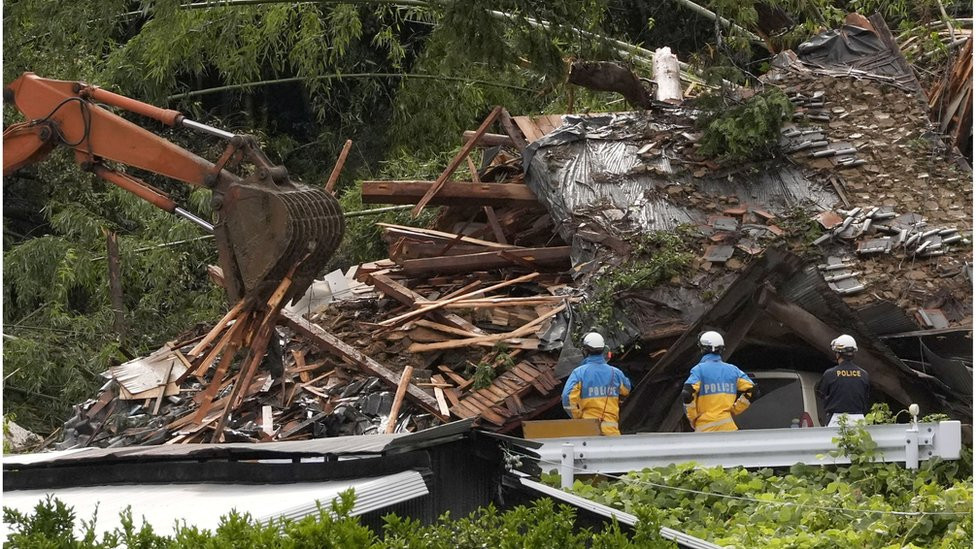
[561,355,632,435]
[683,353,755,431]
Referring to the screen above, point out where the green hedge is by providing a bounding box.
[3,492,676,549]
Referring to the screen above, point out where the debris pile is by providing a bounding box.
[60,108,577,448]
[54,17,971,448]
[764,24,973,321]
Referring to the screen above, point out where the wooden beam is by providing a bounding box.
[385,365,414,434]
[187,298,249,357]
[462,131,516,147]
[413,105,503,217]
[362,180,539,208]
[280,309,447,420]
[399,246,571,276]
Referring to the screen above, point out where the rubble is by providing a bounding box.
[50,15,971,448]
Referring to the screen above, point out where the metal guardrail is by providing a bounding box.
[529,422,962,489]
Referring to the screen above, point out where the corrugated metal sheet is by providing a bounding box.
[6,420,477,470]
[522,112,838,268]
[2,470,429,538]
[856,301,920,335]
[3,435,400,468]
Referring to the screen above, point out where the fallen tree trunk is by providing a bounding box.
[568,61,653,109]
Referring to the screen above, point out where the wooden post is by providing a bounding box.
[385,366,414,434]
[104,229,126,339]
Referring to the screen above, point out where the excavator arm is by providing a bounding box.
[3,72,344,304]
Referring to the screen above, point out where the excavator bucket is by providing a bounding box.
[216,180,344,305]
[2,72,345,307]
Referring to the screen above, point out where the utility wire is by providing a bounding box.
[506,448,972,518]
[167,73,535,101]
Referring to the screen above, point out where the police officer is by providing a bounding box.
[681,331,758,432]
[561,332,632,436]
[816,334,871,427]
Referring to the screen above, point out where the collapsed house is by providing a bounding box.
[49,15,970,451]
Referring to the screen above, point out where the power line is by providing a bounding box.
[167,72,535,101]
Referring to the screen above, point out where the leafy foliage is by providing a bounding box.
[3,492,676,548]
[3,157,224,432]
[578,229,695,339]
[552,423,973,547]
[696,87,794,162]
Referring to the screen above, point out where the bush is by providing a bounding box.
[3,492,676,548]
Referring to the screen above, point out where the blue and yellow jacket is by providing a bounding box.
[561,355,632,435]
[683,354,755,432]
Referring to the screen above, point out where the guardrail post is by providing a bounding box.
[905,404,919,470]
[560,442,575,489]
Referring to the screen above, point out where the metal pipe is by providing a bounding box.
[181,118,236,140]
[174,207,215,232]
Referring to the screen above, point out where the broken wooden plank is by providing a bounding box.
[436,296,570,308]
[380,272,540,327]
[368,272,485,335]
[324,139,353,194]
[184,309,252,383]
[362,180,540,208]
[281,309,446,420]
[409,303,564,352]
[414,319,480,338]
[413,106,503,217]
[499,108,529,151]
[433,385,450,418]
[466,156,482,185]
[436,365,470,387]
[483,206,509,245]
[385,366,414,434]
[399,247,570,276]
[438,280,485,301]
[187,297,249,357]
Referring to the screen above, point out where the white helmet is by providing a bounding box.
[830,334,857,354]
[582,332,605,353]
[699,331,725,352]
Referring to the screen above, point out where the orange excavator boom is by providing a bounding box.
[3,72,344,304]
